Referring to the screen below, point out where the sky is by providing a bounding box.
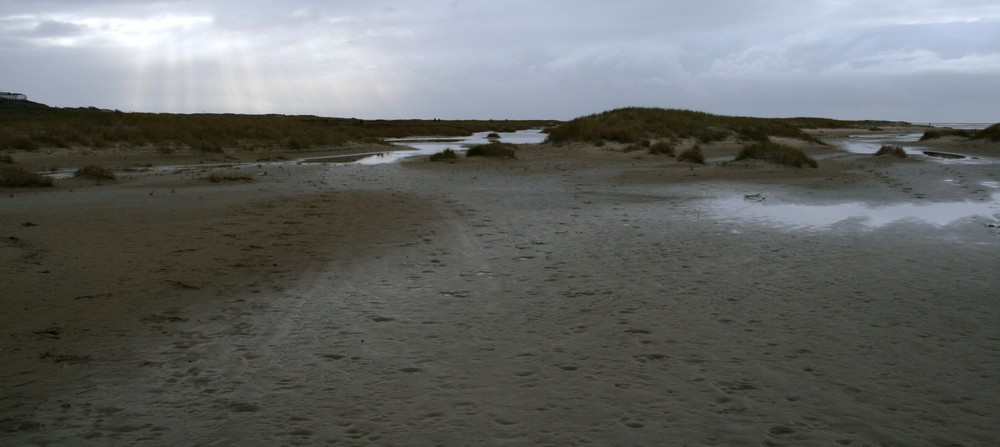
[1,1,998,122]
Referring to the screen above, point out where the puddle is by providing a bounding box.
[922,151,966,160]
[707,189,1000,230]
[358,129,547,165]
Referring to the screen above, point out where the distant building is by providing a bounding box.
[1,92,27,100]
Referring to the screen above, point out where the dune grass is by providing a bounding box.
[975,123,1000,142]
[777,117,910,129]
[429,148,459,161]
[920,129,974,141]
[545,107,824,145]
[0,105,556,154]
[875,145,907,158]
[74,164,117,180]
[735,141,818,168]
[920,123,1000,142]
[677,145,705,164]
[1,165,54,187]
[466,141,517,159]
[648,141,675,156]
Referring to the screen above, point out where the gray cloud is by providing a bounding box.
[1,0,998,121]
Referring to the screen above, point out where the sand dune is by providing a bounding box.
[2,132,999,445]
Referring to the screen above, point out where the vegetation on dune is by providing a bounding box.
[875,145,907,158]
[466,141,517,159]
[777,117,910,129]
[734,141,818,168]
[648,141,675,156]
[429,148,459,161]
[920,123,1000,142]
[974,123,1000,142]
[74,164,117,180]
[0,103,555,153]
[544,107,825,145]
[0,165,54,187]
[919,128,974,141]
[677,145,704,164]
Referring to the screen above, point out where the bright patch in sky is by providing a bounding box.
[1,1,998,121]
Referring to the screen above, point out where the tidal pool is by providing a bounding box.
[831,129,991,164]
[707,187,1000,231]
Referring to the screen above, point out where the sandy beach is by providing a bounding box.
[2,130,999,445]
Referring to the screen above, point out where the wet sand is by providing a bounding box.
[2,131,999,445]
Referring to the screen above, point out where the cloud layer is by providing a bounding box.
[2,0,998,121]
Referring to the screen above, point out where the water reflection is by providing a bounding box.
[357,129,547,165]
[833,133,925,156]
[707,188,1000,230]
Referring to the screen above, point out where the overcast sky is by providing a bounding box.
[2,1,998,122]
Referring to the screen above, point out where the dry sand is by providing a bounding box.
[2,131,999,446]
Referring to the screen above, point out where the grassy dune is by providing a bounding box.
[920,123,1000,142]
[0,101,555,153]
[545,107,827,145]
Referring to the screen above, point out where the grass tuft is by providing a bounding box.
[74,164,117,180]
[1,165,54,187]
[874,145,907,158]
[429,148,459,161]
[648,141,675,156]
[466,141,517,159]
[677,145,704,164]
[735,141,818,168]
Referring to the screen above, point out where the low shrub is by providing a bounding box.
[1,165,54,187]
[74,164,117,180]
[875,145,907,158]
[677,145,704,164]
[735,141,818,168]
[466,141,517,159]
[486,132,501,139]
[429,148,459,161]
[648,141,675,156]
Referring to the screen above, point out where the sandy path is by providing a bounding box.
[3,139,1000,445]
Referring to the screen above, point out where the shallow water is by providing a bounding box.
[359,129,547,164]
[831,131,991,164]
[833,133,926,156]
[707,186,1000,230]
